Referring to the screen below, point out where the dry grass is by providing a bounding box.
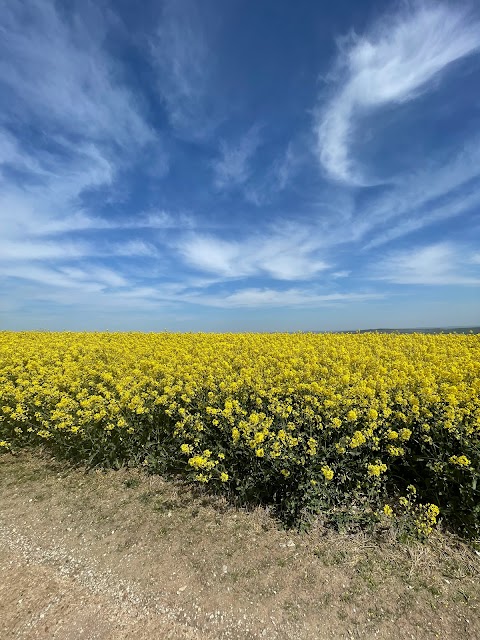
[1,451,479,639]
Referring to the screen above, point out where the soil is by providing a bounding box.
[1,452,479,639]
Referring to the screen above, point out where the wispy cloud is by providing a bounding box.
[0,140,114,242]
[137,210,196,230]
[184,287,381,309]
[373,243,480,286]
[356,133,480,248]
[0,1,152,147]
[245,141,302,205]
[177,222,328,281]
[212,126,262,190]
[1,1,478,329]
[150,0,219,138]
[316,2,480,184]
[24,209,194,237]
[0,264,122,293]
[0,1,166,307]
[362,184,480,250]
[0,239,89,261]
[106,240,160,258]
[0,1,156,245]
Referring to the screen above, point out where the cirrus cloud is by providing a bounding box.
[316,2,480,184]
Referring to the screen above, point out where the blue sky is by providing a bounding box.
[1,0,479,331]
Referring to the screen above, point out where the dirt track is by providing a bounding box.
[1,453,479,640]
[0,545,205,639]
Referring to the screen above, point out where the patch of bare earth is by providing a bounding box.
[0,452,479,639]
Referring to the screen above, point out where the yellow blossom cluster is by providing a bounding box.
[449,455,471,467]
[367,461,388,477]
[1,331,479,533]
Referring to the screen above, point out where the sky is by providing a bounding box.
[0,0,479,332]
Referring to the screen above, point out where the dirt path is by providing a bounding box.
[0,545,205,639]
[1,453,479,639]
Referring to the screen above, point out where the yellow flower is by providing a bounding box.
[307,437,317,455]
[321,465,334,481]
[449,455,470,467]
[349,431,366,448]
[386,445,404,457]
[1,330,478,533]
[383,504,394,517]
[220,472,229,482]
[367,462,387,477]
[36,430,52,439]
[188,455,214,470]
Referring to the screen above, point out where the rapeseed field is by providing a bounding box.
[1,332,479,535]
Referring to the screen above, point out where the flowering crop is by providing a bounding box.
[1,331,479,535]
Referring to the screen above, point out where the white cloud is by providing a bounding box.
[0,140,114,242]
[363,186,480,250]
[308,136,480,253]
[0,1,152,147]
[316,2,480,184]
[136,210,195,230]
[0,262,129,292]
[184,287,381,308]
[150,0,220,137]
[181,236,240,277]
[178,223,329,281]
[60,266,129,289]
[0,2,173,306]
[373,243,480,285]
[212,126,262,190]
[1,264,101,293]
[0,239,89,261]
[0,129,46,175]
[22,209,194,237]
[245,141,302,205]
[109,240,160,258]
